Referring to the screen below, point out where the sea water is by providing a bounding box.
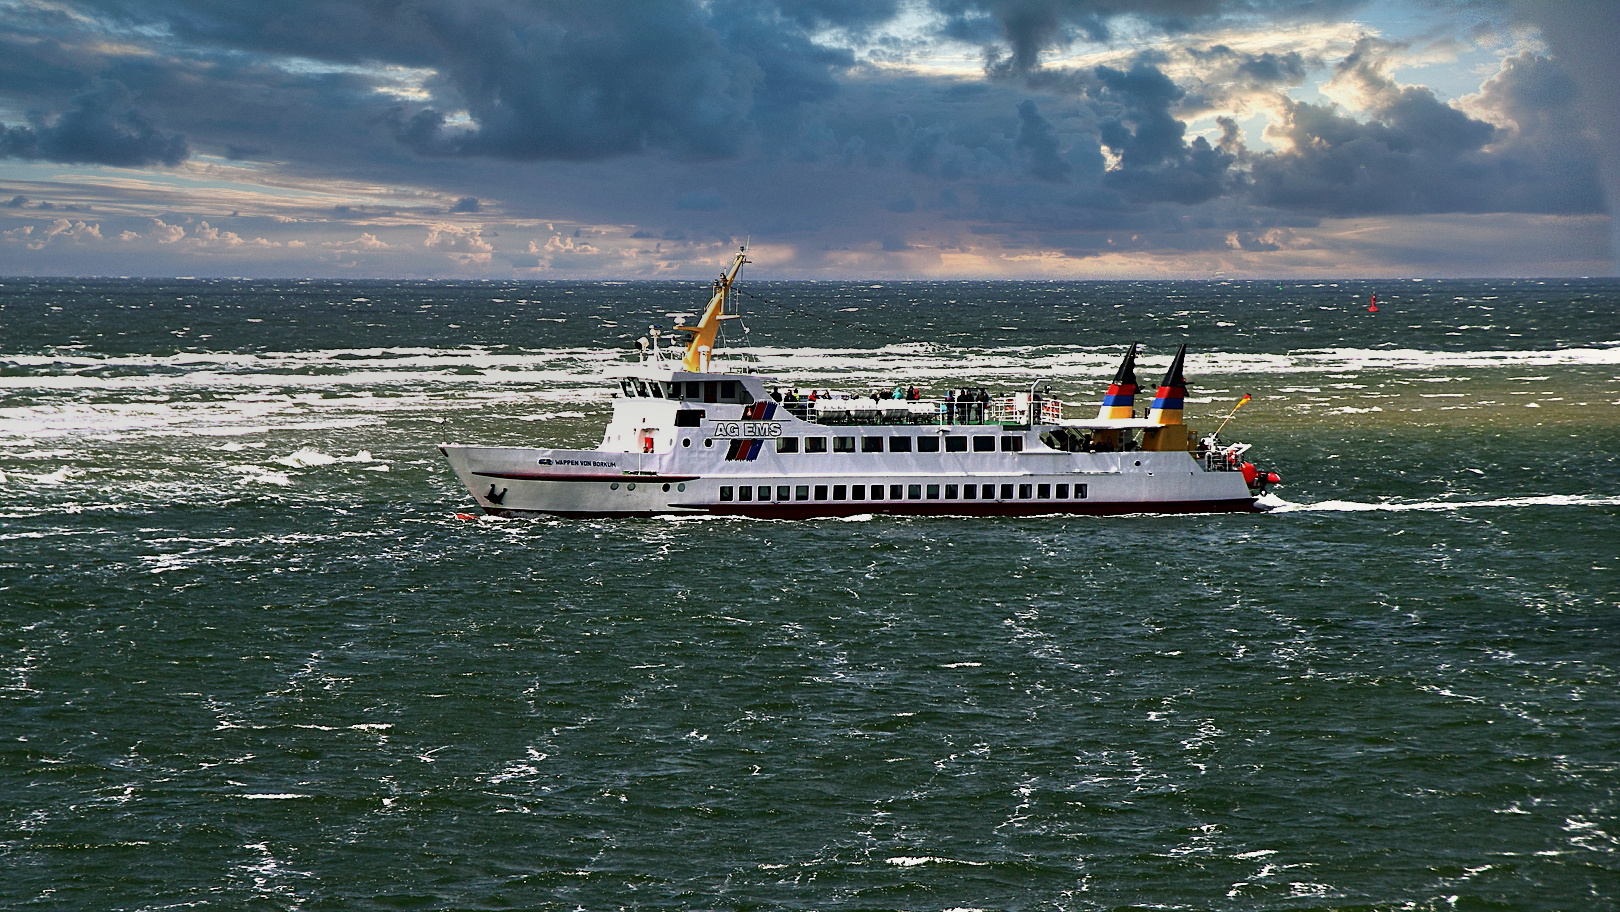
[2,278,1617,910]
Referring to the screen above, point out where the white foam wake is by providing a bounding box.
[1263,494,1620,513]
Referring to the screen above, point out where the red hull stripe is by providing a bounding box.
[483,498,1258,518]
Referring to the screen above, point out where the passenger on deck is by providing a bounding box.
[945,390,956,422]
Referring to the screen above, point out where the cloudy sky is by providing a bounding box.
[1,0,1615,279]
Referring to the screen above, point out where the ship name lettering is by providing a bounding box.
[711,421,782,438]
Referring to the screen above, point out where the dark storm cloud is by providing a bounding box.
[1015,99,1071,181]
[933,0,1367,74]
[1247,39,1601,216]
[0,80,187,166]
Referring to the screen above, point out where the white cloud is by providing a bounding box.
[425,223,494,264]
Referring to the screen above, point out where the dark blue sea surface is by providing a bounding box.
[2,277,1618,910]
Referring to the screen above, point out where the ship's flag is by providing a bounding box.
[1095,343,1139,421]
[1148,344,1188,426]
[1237,393,1252,407]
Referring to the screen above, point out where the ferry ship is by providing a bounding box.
[440,248,1280,518]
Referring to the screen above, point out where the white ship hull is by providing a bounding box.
[441,440,1257,518]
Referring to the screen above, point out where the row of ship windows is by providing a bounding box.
[621,379,746,403]
[718,482,1088,502]
[757,435,1022,454]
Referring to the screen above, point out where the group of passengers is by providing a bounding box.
[944,388,993,424]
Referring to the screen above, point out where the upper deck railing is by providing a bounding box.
[782,395,1064,426]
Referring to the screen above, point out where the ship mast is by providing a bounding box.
[675,246,748,372]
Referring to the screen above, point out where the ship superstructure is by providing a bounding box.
[440,248,1278,518]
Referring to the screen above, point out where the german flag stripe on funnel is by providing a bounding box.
[1148,344,1188,425]
[1095,343,1139,420]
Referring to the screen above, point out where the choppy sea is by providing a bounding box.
[2,277,1618,911]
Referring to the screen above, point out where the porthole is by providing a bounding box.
[704,439,713,447]
[683,438,691,447]
[627,483,637,491]
[677,483,686,491]
[610,482,620,490]
[662,483,671,492]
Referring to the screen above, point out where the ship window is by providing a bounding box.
[738,486,752,501]
[972,436,996,452]
[620,379,635,397]
[945,437,967,453]
[719,486,733,501]
[721,380,738,401]
[862,436,883,453]
[832,485,846,500]
[674,409,704,427]
[852,485,866,499]
[814,485,828,501]
[945,484,958,499]
[833,436,855,453]
[889,485,903,500]
[703,381,719,403]
[926,484,940,500]
[650,382,665,398]
[1038,484,1051,499]
[1000,484,1014,499]
[757,486,770,501]
[963,484,977,499]
[888,436,912,453]
[776,485,790,501]
[777,437,799,454]
[917,436,940,453]
[907,484,922,500]
[1018,484,1032,499]
[805,437,828,454]
[795,485,810,501]
[1001,436,1023,452]
[1076,483,1088,499]
[1056,483,1070,499]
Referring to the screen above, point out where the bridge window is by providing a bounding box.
[720,380,738,401]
